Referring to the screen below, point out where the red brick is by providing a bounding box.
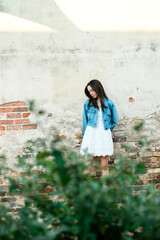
[10,172,21,177]
[15,119,30,124]
[131,119,143,125]
[0,126,5,131]
[13,107,28,112]
[0,101,27,107]
[7,113,21,119]
[6,125,22,131]
[75,133,83,139]
[61,135,67,139]
[0,108,13,113]
[155,183,160,189]
[0,120,14,125]
[23,113,31,118]
[53,134,67,139]
[0,179,3,184]
[22,124,37,130]
[151,157,157,162]
[153,152,160,157]
[129,97,135,103]
[152,163,160,168]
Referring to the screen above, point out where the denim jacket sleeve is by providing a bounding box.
[109,101,119,131]
[81,103,88,137]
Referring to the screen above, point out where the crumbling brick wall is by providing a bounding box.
[0,101,37,135]
[0,101,160,211]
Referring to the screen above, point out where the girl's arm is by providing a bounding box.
[110,102,119,131]
[81,103,88,137]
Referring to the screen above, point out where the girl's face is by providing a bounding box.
[87,85,98,98]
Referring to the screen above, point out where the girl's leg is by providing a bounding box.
[86,156,110,176]
[100,155,110,176]
[86,156,101,174]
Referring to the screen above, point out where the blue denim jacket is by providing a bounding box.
[82,97,118,137]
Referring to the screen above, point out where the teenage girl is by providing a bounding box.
[80,79,118,176]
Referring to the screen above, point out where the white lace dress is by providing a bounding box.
[80,107,113,157]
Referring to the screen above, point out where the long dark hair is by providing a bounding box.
[84,79,109,112]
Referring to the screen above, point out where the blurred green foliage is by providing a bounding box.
[0,113,160,240]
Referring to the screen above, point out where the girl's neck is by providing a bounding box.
[97,98,101,107]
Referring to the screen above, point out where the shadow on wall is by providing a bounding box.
[0,0,83,43]
[0,1,3,11]
[1,0,160,55]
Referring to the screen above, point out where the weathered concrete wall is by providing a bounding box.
[0,1,160,209]
[0,0,160,118]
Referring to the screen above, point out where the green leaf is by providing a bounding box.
[133,121,144,131]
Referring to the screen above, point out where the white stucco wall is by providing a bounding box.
[0,0,160,119]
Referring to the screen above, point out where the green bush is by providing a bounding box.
[0,121,160,240]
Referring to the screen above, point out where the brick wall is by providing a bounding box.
[74,111,160,188]
[0,101,37,135]
[0,103,160,211]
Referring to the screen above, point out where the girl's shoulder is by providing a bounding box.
[104,98,114,105]
[104,98,117,109]
[84,99,89,105]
